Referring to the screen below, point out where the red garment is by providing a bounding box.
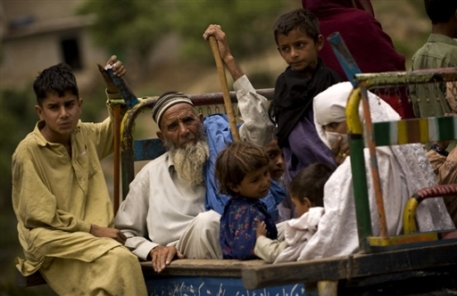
[302,0,414,118]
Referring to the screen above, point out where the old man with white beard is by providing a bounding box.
[115,87,281,273]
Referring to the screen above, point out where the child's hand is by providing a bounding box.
[255,218,267,239]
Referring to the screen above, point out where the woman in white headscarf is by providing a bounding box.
[297,82,454,260]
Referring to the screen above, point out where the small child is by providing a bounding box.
[265,138,296,222]
[254,162,334,263]
[216,141,278,260]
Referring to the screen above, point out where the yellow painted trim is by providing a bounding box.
[403,198,419,234]
[346,88,363,134]
[368,232,439,247]
[397,120,407,144]
[419,118,429,143]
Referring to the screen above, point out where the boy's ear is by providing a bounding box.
[316,34,324,51]
[78,97,84,107]
[34,105,44,120]
[303,197,313,208]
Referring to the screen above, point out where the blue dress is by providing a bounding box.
[204,114,285,220]
[220,197,278,260]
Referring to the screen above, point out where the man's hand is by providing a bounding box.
[150,245,184,273]
[203,24,244,81]
[255,218,267,239]
[89,224,126,245]
[203,24,232,62]
[331,136,349,165]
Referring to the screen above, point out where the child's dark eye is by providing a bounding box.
[268,152,277,159]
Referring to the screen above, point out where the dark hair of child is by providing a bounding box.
[273,8,320,44]
[424,0,457,24]
[289,162,335,207]
[33,63,79,106]
[215,141,269,197]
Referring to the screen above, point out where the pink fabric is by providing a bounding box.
[302,0,414,118]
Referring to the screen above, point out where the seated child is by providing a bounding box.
[216,141,278,260]
[254,162,334,263]
[265,138,295,222]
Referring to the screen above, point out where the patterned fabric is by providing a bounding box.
[220,197,278,260]
[204,114,284,218]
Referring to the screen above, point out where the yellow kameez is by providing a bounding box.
[12,98,147,295]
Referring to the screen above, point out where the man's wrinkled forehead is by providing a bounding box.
[159,103,198,128]
[151,92,194,125]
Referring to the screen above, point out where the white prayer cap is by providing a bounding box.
[151,91,193,126]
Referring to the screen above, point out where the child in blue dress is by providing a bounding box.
[215,141,278,260]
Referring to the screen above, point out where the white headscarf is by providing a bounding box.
[313,81,400,148]
[295,82,454,261]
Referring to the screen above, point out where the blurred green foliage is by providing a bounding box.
[78,0,291,68]
[0,88,58,296]
[0,87,36,205]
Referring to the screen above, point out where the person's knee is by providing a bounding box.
[195,210,220,233]
[106,246,139,266]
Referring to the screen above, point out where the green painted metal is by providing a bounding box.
[373,122,391,146]
[437,116,455,141]
[355,67,457,86]
[349,135,372,252]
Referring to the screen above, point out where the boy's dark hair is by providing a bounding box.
[33,63,79,106]
[273,8,320,44]
[424,0,457,24]
[215,141,269,197]
[289,162,335,207]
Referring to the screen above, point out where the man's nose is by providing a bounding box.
[178,122,190,134]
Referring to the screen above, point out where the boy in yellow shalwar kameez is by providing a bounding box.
[12,57,148,296]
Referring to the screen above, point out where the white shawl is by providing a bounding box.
[274,207,324,263]
[297,82,454,261]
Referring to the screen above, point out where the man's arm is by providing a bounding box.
[427,146,457,184]
[114,174,157,259]
[12,152,124,244]
[91,55,127,159]
[114,170,184,272]
[203,25,274,147]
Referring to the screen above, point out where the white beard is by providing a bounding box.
[167,139,209,187]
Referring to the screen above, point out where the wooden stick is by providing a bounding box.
[208,36,241,142]
[113,104,121,214]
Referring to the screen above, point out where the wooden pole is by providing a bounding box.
[208,36,241,142]
[113,104,121,214]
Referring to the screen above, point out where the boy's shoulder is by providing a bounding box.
[13,130,41,160]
